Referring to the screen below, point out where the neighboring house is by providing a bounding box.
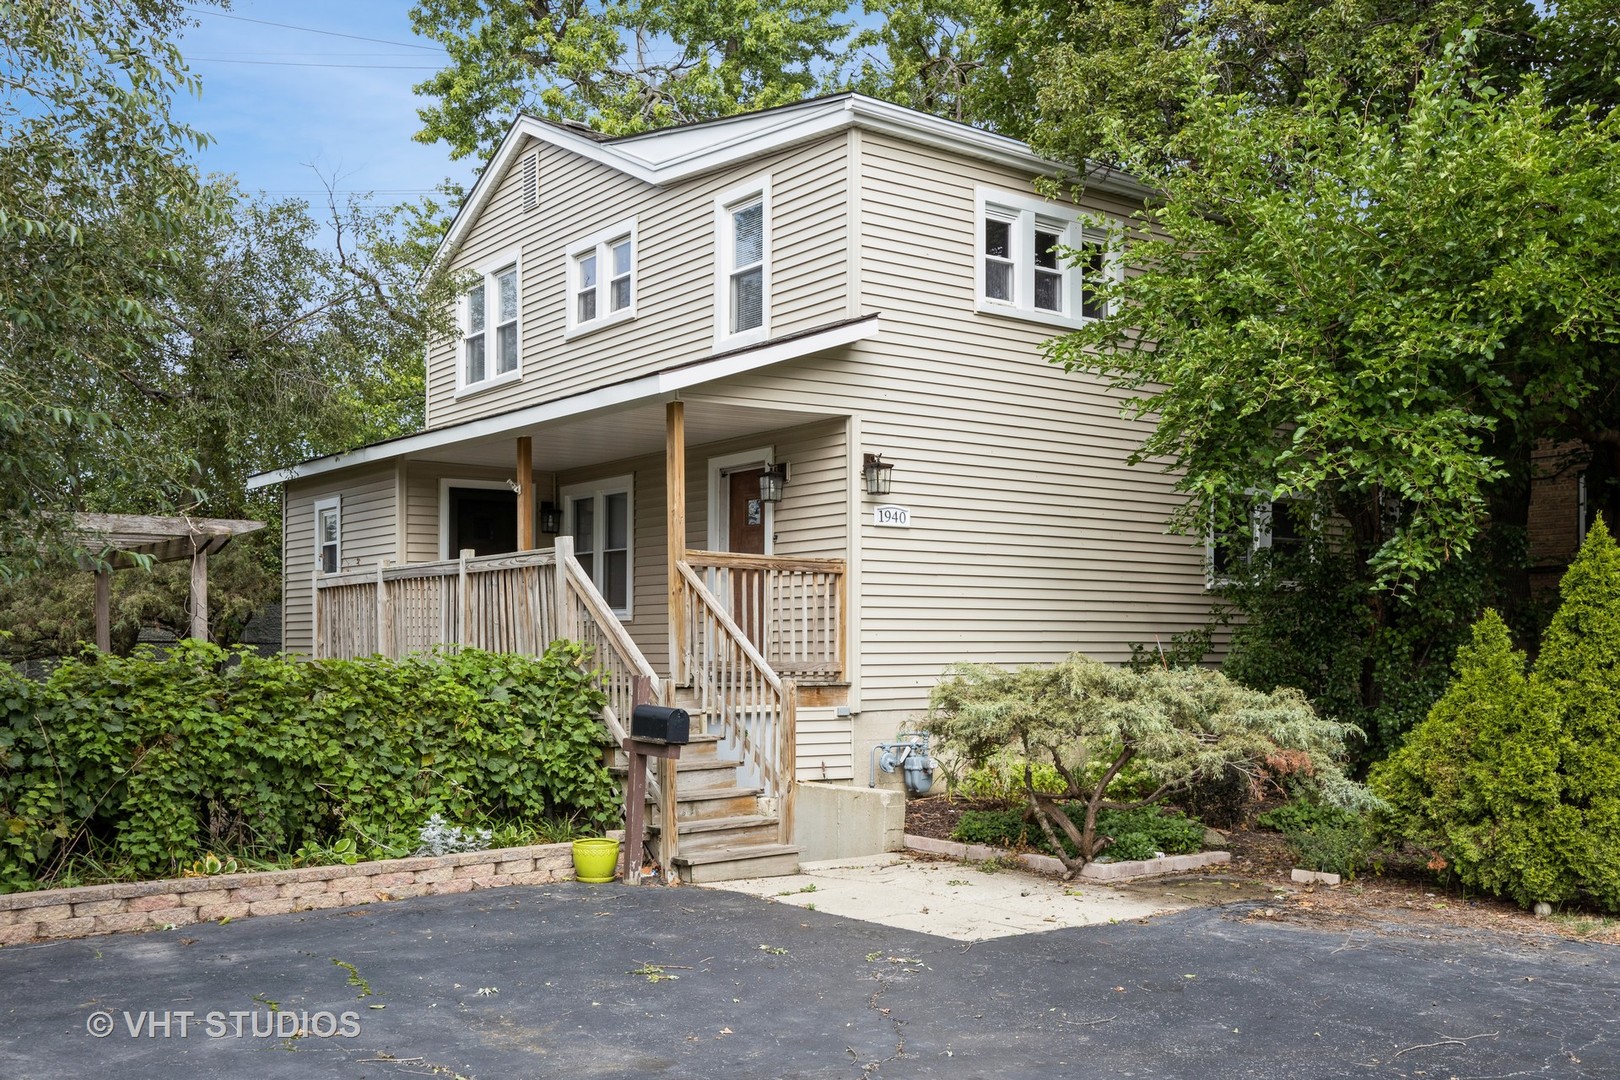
[246,93,1217,879]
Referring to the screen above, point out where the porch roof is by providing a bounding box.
[246,315,878,490]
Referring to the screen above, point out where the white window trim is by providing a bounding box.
[713,174,771,350]
[437,478,517,560]
[564,218,638,339]
[313,496,341,576]
[973,186,1119,330]
[561,474,635,619]
[456,245,524,399]
[1206,493,1311,589]
[706,447,777,555]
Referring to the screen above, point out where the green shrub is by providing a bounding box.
[1257,798,1363,835]
[953,750,1158,803]
[928,653,1367,874]
[1282,821,1373,878]
[1372,518,1620,912]
[0,641,618,890]
[951,804,1205,862]
[1261,797,1374,877]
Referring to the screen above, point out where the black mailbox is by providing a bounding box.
[631,704,690,745]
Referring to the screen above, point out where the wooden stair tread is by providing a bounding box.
[649,814,775,835]
[676,785,763,800]
[671,843,798,867]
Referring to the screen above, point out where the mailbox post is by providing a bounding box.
[622,681,690,885]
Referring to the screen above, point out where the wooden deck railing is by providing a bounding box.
[683,550,845,682]
[675,561,797,846]
[312,550,560,660]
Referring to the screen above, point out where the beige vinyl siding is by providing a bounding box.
[282,466,399,657]
[679,129,1215,735]
[795,705,853,782]
[425,135,850,430]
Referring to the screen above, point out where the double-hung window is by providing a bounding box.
[314,497,341,575]
[563,476,633,617]
[714,177,770,346]
[975,186,1117,328]
[460,253,521,392]
[566,221,637,335]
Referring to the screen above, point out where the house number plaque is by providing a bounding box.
[873,505,911,527]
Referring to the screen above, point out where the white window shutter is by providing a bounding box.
[520,150,539,211]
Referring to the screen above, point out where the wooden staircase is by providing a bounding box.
[618,692,800,884]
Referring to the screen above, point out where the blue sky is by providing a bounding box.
[172,2,477,200]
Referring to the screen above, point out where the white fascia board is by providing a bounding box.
[245,316,881,491]
[432,95,1155,271]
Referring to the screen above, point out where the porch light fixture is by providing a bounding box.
[540,501,562,535]
[863,453,894,497]
[759,462,789,503]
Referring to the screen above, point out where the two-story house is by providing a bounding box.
[246,93,1217,881]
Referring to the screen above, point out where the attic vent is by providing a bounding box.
[520,150,539,211]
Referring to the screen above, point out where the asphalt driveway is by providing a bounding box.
[0,882,1614,1079]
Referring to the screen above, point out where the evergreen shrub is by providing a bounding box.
[1372,519,1620,910]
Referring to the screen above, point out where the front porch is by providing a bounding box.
[307,399,858,882]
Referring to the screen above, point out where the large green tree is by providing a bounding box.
[1,0,222,576]
[3,0,460,640]
[410,0,857,159]
[1047,37,1620,751]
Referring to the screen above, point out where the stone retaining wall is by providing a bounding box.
[904,833,1232,880]
[0,843,578,945]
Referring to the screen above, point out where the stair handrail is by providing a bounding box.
[676,559,797,846]
[675,560,784,694]
[553,537,665,836]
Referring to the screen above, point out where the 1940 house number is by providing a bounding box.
[873,505,911,527]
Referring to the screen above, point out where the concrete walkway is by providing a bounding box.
[2,876,1615,1079]
[708,853,1281,940]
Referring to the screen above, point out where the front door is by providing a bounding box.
[448,487,518,557]
[726,468,767,555]
[724,467,767,647]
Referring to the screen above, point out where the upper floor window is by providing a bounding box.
[566,220,637,336]
[314,496,341,575]
[461,253,521,393]
[976,187,1117,328]
[715,176,770,347]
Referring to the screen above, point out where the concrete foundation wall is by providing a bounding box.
[793,782,907,862]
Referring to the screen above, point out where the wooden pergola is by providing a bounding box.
[73,513,265,651]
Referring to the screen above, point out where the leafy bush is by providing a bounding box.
[927,654,1368,875]
[1257,798,1363,835]
[1259,798,1373,877]
[953,750,1158,803]
[1372,519,1620,911]
[0,640,618,890]
[952,804,1205,862]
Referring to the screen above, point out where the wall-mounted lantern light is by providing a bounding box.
[759,462,789,503]
[540,501,563,535]
[863,453,894,497]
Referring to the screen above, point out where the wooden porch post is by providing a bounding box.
[189,549,208,641]
[666,400,687,685]
[516,435,535,551]
[93,570,111,652]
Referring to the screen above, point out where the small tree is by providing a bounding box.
[1370,611,1577,907]
[1372,518,1620,911]
[925,655,1366,876]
